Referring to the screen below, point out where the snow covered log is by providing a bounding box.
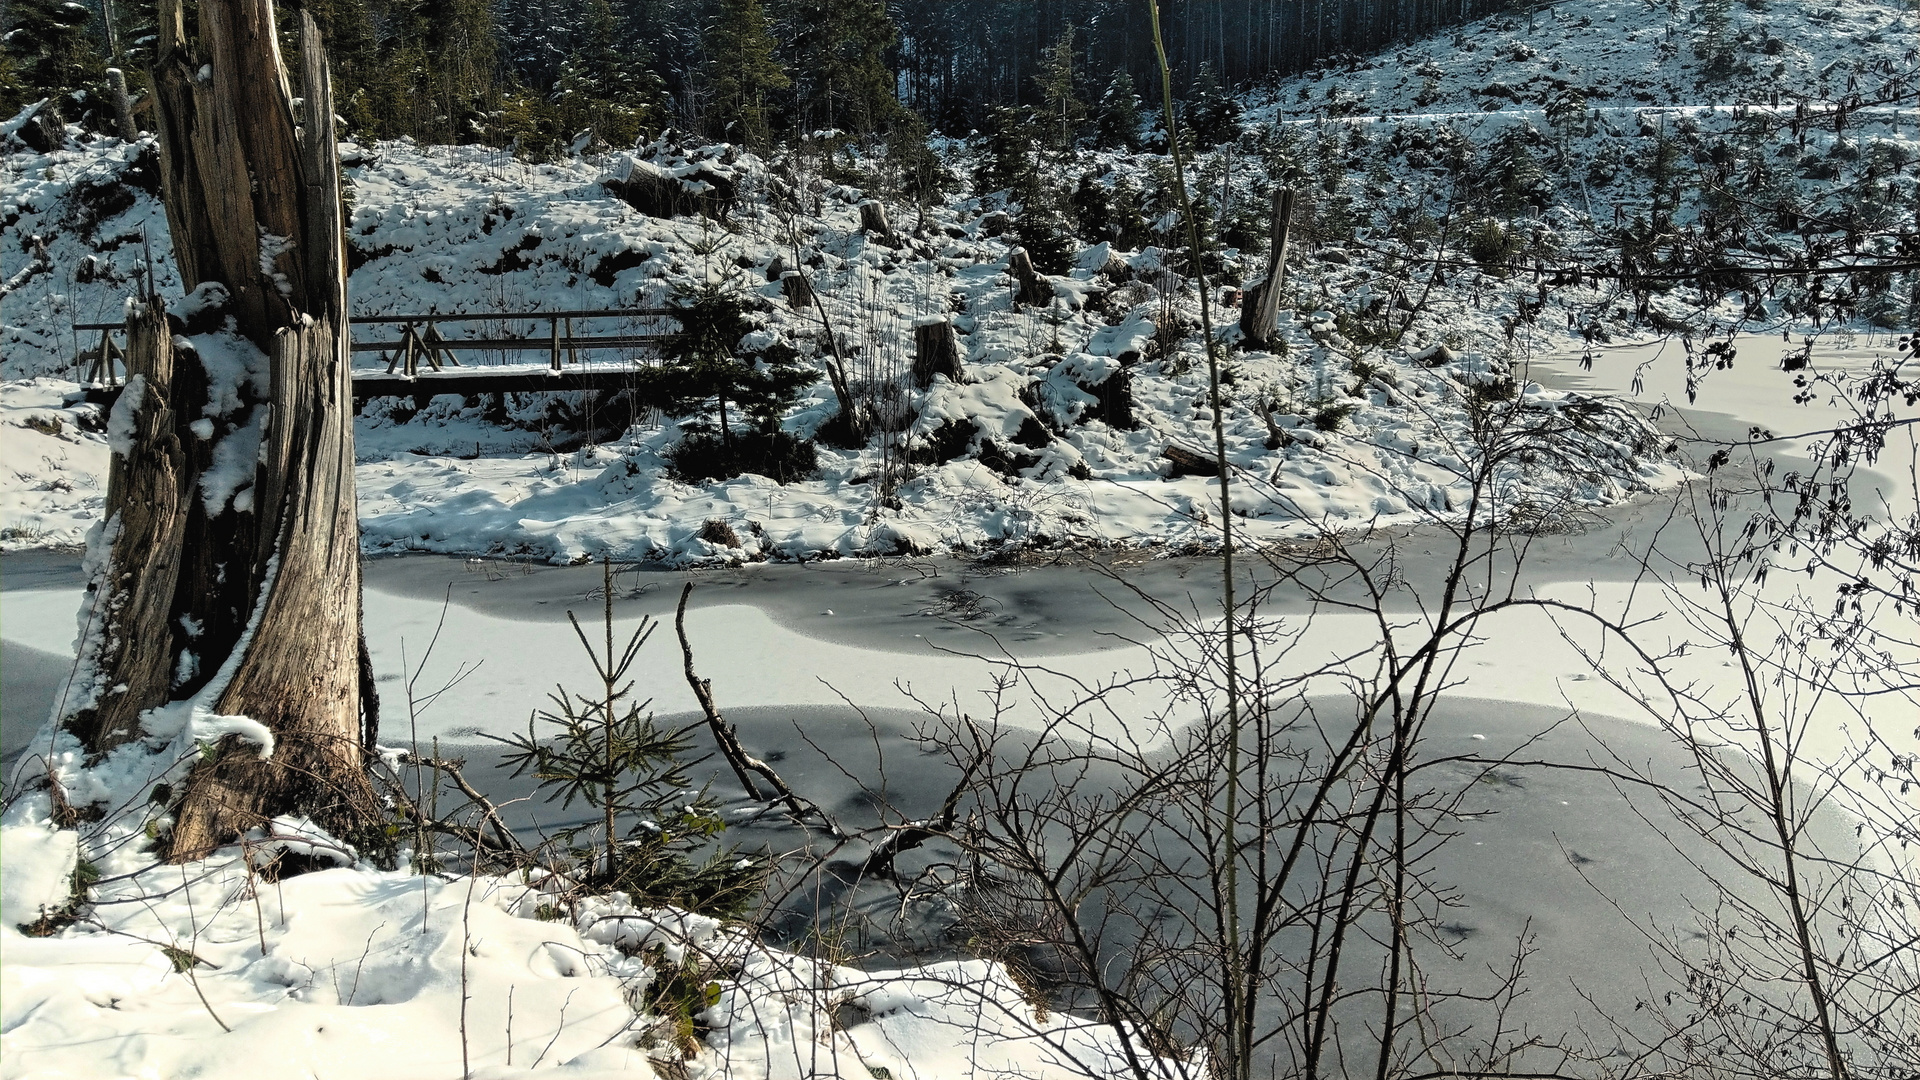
[603,159,738,220]
[1162,443,1222,478]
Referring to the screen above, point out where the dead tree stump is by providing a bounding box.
[858,199,896,243]
[912,316,963,388]
[781,270,814,310]
[1239,188,1296,347]
[1007,248,1052,308]
[68,0,380,857]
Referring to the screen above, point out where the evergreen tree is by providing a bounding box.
[659,278,810,446]
[975,104,1043,201]
[1033,24,1084,151]
[1694,0,1735,80]
[552,0,664,150]
[1094,71,1143,151]
[781,0,904,139]
[1,0,107,122]
[302,0,383,135]
[1485,125,1551,213]
[362,0,498,143]
[1185,63,1242,148]
[704,0,789,149]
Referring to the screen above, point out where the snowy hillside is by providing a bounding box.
[1251,0,1914,119]
[10,0,1910,562]
[4,132,1686,561]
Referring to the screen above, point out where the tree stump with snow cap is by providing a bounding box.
[1007,248,1052,308]
[912,316,964,388]
[858,199,897,244]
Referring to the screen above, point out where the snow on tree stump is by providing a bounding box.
[107,69,138,140]
[781,270,815,310]
[912,316,964,388]
[10,100,64,153]
[979,210,1012,237]
[859,199,897,244]
[1007,248,1053,308]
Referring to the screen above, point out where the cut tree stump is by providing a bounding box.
[781,270,815,310]
[912,316,963,388]
[858,199,896,243]
[107,68,138,140]
[1007,248,1052,307]
[1239,188,1296,348]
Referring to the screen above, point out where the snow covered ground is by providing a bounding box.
[3,128,1681,563]
[5,0,1918,1074]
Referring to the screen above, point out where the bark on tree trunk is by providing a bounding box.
[1007,247,1052,307]
[911,316,963,388]
[65,0,375,858]
[170,313,369,858]
[1239,188,1296,347]
[780,269,815,310]
[68,306,195,755]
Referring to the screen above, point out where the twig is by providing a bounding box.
[674,584,843,836]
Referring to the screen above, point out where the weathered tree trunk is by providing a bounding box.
[66,0,375,859]
[107,68,138,140]
[172,313,368,857]
[911,316,963,388]
[1007,247,1052,307]
[780,269,814,310]
[1239,188,1296,347]
[67,307,195,755]
[858,199,896,244]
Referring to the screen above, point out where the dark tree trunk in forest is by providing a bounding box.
[1239,188,1294,347]
[64,0,377,859]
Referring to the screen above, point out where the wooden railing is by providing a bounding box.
[72,307,678,387]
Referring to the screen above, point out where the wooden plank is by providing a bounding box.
[73,308,675,331]
[350,334,670,352]
[349,367,658,403]
[346,307,674,324]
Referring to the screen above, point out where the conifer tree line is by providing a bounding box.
[4,0,1510,155]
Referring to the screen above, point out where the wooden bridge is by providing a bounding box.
[73,307,677,408]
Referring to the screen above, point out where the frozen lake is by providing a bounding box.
[3,330,1910,1074]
